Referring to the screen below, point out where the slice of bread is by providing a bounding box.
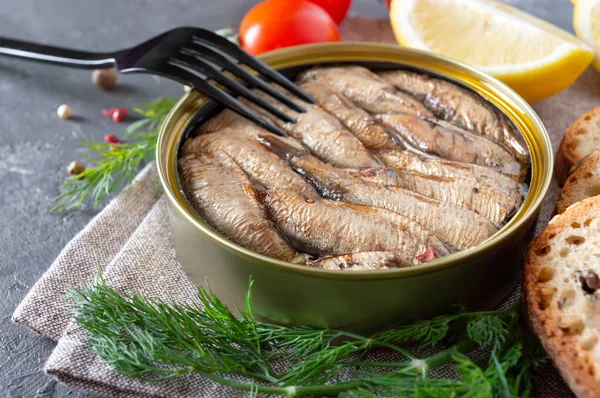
[556,106,600,185]
[557,151,600,214]
[523,195,600,398]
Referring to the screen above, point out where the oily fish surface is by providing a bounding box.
[179,66,526,271]
[178,151,301,263]
[260,134,497,251]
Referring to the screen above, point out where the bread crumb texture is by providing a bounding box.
[524,196,600,398]
[557,106,600,185]
[557,151,600,214]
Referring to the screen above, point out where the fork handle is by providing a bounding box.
[0,37,119,69]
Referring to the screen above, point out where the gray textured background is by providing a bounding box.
[0,0,575,397]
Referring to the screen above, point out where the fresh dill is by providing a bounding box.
[51,97,177,212]
[70,278,547,397]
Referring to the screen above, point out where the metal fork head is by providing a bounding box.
[116,27,314,137]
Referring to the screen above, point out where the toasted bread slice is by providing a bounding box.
[557,151,600,214]
[556,106,600,185]
[523,196,600,398]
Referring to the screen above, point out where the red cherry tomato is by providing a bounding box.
[240,0,341,56]
[307,0,352,25]
[385,0,392,9]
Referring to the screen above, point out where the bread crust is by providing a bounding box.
[524,196,600,398]
[557,151,600,214]
[556,107,600,186]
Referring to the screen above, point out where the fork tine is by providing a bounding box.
[184,41,306,113]
[161,62,287,137]
[190,28,315,104]
[171,53,296,124]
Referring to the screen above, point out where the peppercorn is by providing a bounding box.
[102,107,128,122]
[111,108,128,122]
[92,68,117,90]
[67,160,85,175]
[104,134,121,145]
[57,104,72,119]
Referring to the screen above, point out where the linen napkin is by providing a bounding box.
[12,17,600,397]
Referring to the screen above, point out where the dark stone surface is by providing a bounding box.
[0,0,573,397]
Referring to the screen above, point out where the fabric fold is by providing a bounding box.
[12,164,160,340]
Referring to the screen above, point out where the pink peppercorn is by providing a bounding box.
[104,134,121,145]
[111,108,128,122]
[102,107,128,122]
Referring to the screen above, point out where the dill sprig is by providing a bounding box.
[70,277,547,397]
[51,97,177,212]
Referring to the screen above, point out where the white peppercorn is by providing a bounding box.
[57,104,72,119]
[67,160,85,175]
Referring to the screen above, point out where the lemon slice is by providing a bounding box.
[390,0,594,102]
[573,0,600,71]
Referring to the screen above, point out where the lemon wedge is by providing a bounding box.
[573,0,600,71]
[390,0,594,102]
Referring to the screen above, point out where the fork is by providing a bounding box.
[0,27,314,136]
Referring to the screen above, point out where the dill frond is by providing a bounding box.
[51,97,177,213]
[70,277,547,397]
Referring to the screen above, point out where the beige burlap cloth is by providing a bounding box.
[11,18,600,397]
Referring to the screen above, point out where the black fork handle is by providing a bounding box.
[0,37,119,69]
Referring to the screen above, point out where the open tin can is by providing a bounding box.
[157,42,552,332]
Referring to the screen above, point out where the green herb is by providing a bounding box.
[70,277,547,397]
[52,97,177,212]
